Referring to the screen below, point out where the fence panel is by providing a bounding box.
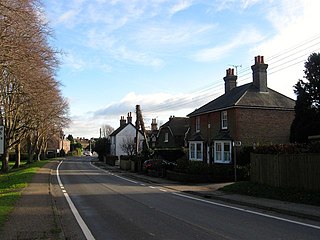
[250,153,320,192]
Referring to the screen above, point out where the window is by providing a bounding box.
[221,111,228,129]
[196,116,200,132]
[214,141,232,163]
[189,141,203,161]
[164,132,169,142]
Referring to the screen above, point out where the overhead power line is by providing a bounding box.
[143,33,320,115]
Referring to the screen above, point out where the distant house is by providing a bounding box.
[187,55,295,164]
[110,112,144,158]
[156,116,189,161]
[146,118,159,149]
[47,134,70,157]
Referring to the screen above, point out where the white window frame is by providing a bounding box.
[189,141,203,161]
[221,111,228,130]
[214,141,232,163]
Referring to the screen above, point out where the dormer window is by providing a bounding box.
[196,116,200,132]
[221,111,228,129]
[164,132,169,142]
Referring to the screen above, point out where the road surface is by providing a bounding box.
[52,157,320,240]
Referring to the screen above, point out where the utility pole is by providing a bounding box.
[135,105,140,156]
[135,105,150,155]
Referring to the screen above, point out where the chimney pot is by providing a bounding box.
[224,68,237,93]
[120,115,126,126]
[252,55,268,92]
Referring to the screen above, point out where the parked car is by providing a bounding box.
[143,159,176,171]
[83,151,92,156]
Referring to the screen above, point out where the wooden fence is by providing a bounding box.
[250,153,320,192]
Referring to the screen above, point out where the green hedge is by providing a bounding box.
[174,158,234,182]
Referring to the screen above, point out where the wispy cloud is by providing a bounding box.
[169,0,193,15]
[193,27,264,62]
[133,23,215,49]
[63,53,86,71]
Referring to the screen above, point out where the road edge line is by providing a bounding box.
[57,161,95,240]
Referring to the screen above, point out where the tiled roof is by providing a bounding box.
[160,117,189,136]
[110,122,138,136]
[188,83,295,117]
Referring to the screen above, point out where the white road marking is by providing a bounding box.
[89,162,138,184]
[57,161,95,240]
[172,192,320,230]
[90,162,320,231]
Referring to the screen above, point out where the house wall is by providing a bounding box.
[190,111,232,141]
[190,108,294,145]
[236,108,295,146]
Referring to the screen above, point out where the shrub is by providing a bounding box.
[154,149,185,161]
[174,159,234,182]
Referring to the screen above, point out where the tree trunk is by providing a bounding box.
[27,136,33,163]
[14,143,21,168]
[1,151,10,173]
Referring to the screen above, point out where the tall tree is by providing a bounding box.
[0,0,69,172]
[291,53,320,142]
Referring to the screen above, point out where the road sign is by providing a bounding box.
[0,126,4,155]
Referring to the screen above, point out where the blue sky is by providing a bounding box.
[43,0,319,138]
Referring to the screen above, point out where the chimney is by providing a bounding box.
[120,116,126,126]
[151,118,158,131]
[224,68,237,93]
[251,55,268,92]
[127,112,132,123]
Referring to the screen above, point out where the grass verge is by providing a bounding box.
[0,160,50,226]
[220,181,320,206]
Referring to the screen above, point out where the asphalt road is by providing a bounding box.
[53,157,320,240]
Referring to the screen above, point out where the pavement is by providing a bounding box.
[1,158,320,239]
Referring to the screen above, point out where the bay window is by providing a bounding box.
[189,141,203,161]
[214,141,232,163]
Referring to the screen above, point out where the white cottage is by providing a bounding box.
[110,113,144,159]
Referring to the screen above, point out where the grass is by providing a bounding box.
[220,181,320,206]
[0,160,50,226]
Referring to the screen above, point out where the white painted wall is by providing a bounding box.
[110,124,144,158]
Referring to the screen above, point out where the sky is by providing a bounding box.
[43,0,319,139]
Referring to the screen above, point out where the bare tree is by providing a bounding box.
[101,124,114,138]
[0,0,69,172]
[120,137,135,156]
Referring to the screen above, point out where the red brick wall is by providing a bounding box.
[189,107,294,146]
[236,108,294,146]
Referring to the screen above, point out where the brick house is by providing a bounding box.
[187,55,295,164]
[47,134,70,157]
